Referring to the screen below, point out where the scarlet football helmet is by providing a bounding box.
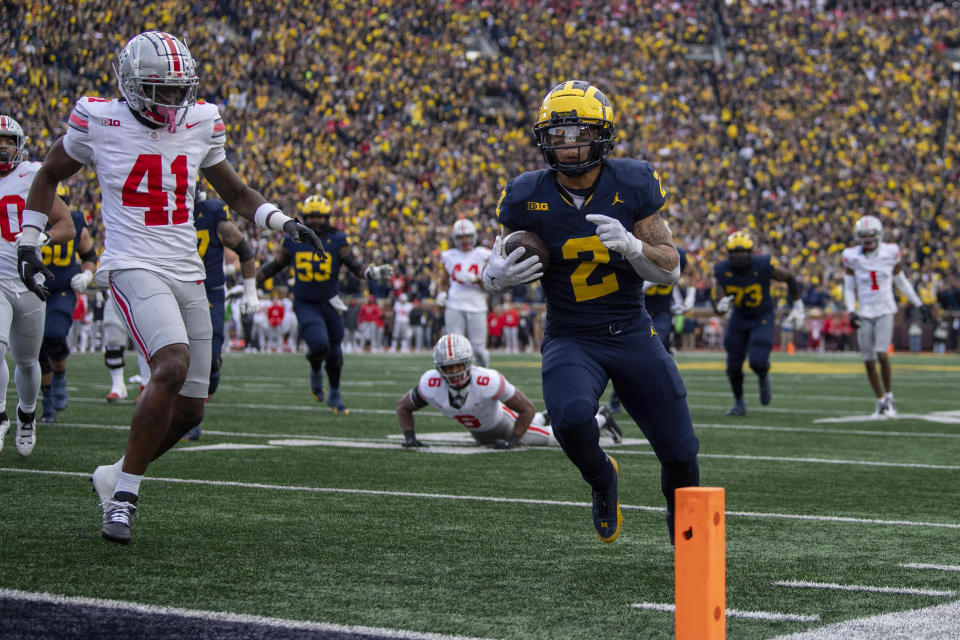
[114,31,199,131]
[451,218,477,251]
[853,215,883,253]
[533,80,616,176]
[0,115,26,173]
[433,333,473,389]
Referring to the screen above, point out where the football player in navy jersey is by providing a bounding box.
[38,208,97,423]
[482,80,700,544]
[713,231,805,416]
[257,194,392,413]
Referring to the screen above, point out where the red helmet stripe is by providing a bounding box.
[446,335,453,358]
[159,32,182,73]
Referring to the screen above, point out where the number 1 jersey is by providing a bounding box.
[841,242,901,318]
[62,97,227,285]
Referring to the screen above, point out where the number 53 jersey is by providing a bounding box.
[62,96,227,286]
[415,366,516,434]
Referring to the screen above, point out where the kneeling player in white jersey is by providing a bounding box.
[20,32,326,544]
[397,334,622,448]
[0,115,74,457]
[436,219,492,366]
[842,215,926,418]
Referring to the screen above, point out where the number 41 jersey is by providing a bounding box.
[62,97,227,286]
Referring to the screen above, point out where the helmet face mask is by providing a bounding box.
[854,215,883,253]
[534,80,616,176]
[114,31,199,132]
[0,115,26,173]
[725,231,754,269]
[451,219,477,251]
[433,334,473,389]
[300,195,333,233]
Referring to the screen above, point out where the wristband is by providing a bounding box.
[19,226,41,246]
[21,209,48,232]
[243,278,257,298]
[254,203,292,231]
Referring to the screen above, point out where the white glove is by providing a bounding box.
[481,236,543,293]
[226,283,244,299]
[329,294,348,312]
[70,270,93,292]
[364,264,393,283]
[716,295,734,314]
[584,214,643,261]
[224,262,237,277]
[670,300,687,315]
[15,231,51,247]
[436,290,448,307]
[457,270,479,284]
[786,299,806,329]
[241,279,260,315]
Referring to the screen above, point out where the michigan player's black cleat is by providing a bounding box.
[758,375,771,406]
[726,397,746,416]
[592,456,622,543]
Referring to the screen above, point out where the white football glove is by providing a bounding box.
[241,279,260,315]
[226,284,244,299]
[436,290,448,307]
[786,299,806,329]
[670,300,687,316]
[716,295,734,314]
[70,270,93,292]
[584,214,643,261]
[457,270,479,285]
[328,294,348,312]
[364,263,393,283]
[481,236,543,293]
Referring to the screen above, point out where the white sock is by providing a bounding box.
[115,471,142,498]
[109,367,124,389]
[595,412,607,429]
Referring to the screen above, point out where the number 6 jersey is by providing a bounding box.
[413,365,516,434]
[62,97,227,285]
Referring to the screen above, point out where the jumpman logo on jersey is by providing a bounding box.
[650,325,658,338]
[612,192,624,206]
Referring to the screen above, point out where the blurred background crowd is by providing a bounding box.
[2,0,960,352]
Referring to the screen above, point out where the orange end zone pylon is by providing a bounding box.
[675,487,726,640]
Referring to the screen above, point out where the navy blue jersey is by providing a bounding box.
[195,198,229,289]
[42,210,87,291]
[714,254,775,319]
[645,247,687,316]
[496,158,667,333]
[283,230,348,304]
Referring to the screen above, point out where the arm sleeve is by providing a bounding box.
[843,273,858,313]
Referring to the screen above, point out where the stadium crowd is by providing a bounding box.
[2,0,960,340]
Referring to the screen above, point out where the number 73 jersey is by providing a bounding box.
[62,97,227,286]
[416,366,516,434]
[841,242,901,318]
[714,255,775,319]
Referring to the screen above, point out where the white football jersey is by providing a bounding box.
[62,97,227,286]
[393,300,413,324]
[842,242,901,318]
[441,246,491,313]
[0,161,42,289]
[416,365,516,435]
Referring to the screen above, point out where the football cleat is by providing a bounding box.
[592,456,622,543]
[883,395,898,418]
[608,393,622,414]
[871,397,887,419]
[181,425,202,441]
[327,388,349,415]
[0,413,9,455]
[758,375,772,406]
[310,369,325,403]
[726,397,746,417]
[51,371,69,411]
[598,406,623,444]
[101,493,137,544]
[15,407,36,456]
[106,386,128,402]
[41,391,57,423]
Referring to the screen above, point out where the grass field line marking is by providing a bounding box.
[774,580,956,597]
[0,588,497,640]
[629,602,821,622]
[5,467,960,530]
[696,423,960,439]
[817,412,960,425]
[900,563,960,572]
[769,599,960,640]
[609,449,960,470]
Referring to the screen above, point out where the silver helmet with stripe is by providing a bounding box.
[114,31,199,131]
[0,115,26,172]
[433,333,473,389]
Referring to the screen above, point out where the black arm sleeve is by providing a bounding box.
[259,259,283,280]
[343,251,366,279]
[78,247,98,264]
[231,238,255,263]
[409,386,429,409]
[786,274,801,301]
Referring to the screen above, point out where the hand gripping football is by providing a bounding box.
[502,231,550,279]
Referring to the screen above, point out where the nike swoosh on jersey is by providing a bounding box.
[185,121,201,129]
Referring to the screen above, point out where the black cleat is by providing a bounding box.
[592,457,622,543]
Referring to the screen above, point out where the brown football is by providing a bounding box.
[502,230,550,276]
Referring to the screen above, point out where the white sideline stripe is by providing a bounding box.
[900,563,960,572]
[4,467,960,530]
[609,450,960,470]
[0,588,495,640]
[630,602,820,623]
[771,599,960,640]
[697,423,960,439]
[774,581,956,597]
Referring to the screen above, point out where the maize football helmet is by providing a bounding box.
[114,31,199,132]
[433,334,473,389]
[725,231,754,269]
[300,194,333,233]
[451,218,477,251]
[533,80,616,176]
[0,115,26,173]
[853,215,883,253]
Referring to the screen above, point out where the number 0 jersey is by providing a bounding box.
[714,255,775,320]
[841,242,901,318]
[62,97,227,285]
[441,246,491,313]
[413,365,516,434]
[0,160,42,289]
[283,231,348,304]
[496,158,667,334]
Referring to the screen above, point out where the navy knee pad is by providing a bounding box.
[749,361,769,377]
[42,336,70,362]
[306,348,328,371]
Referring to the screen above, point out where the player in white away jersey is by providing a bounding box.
[436,219,492,365]
[19,31,325,545]
[396,334,622,448]
[0,115,74,457]
[842,215,926,418]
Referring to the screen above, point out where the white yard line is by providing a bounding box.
[771,600,960,640]
[900,563,960,572]
[630,602,820,623]
[610,450,960,470]
[773,580,956,597]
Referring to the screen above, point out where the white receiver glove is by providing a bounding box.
[241,279,260,315]
[364,264,393,283]
[716,295,734,314]
[328,294,348,312]
[584,214,679,284]
[70,270,93,292]
[436,291,448,307]
[785,299,806,329]
[457,270,479,284]
[481,236,543,294]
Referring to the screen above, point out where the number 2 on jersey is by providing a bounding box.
[122,154,189,226]
[562,236,619,302]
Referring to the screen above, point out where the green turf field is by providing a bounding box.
[2,350,958,639]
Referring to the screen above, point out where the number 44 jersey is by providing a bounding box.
[415,365,516,435]
[842,242,901,319]
[62,96,227,286]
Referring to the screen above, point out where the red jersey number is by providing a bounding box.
[452,263,479,284]
[0,194,25,242]
[454,414,481,429]
[122,154,190,226]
